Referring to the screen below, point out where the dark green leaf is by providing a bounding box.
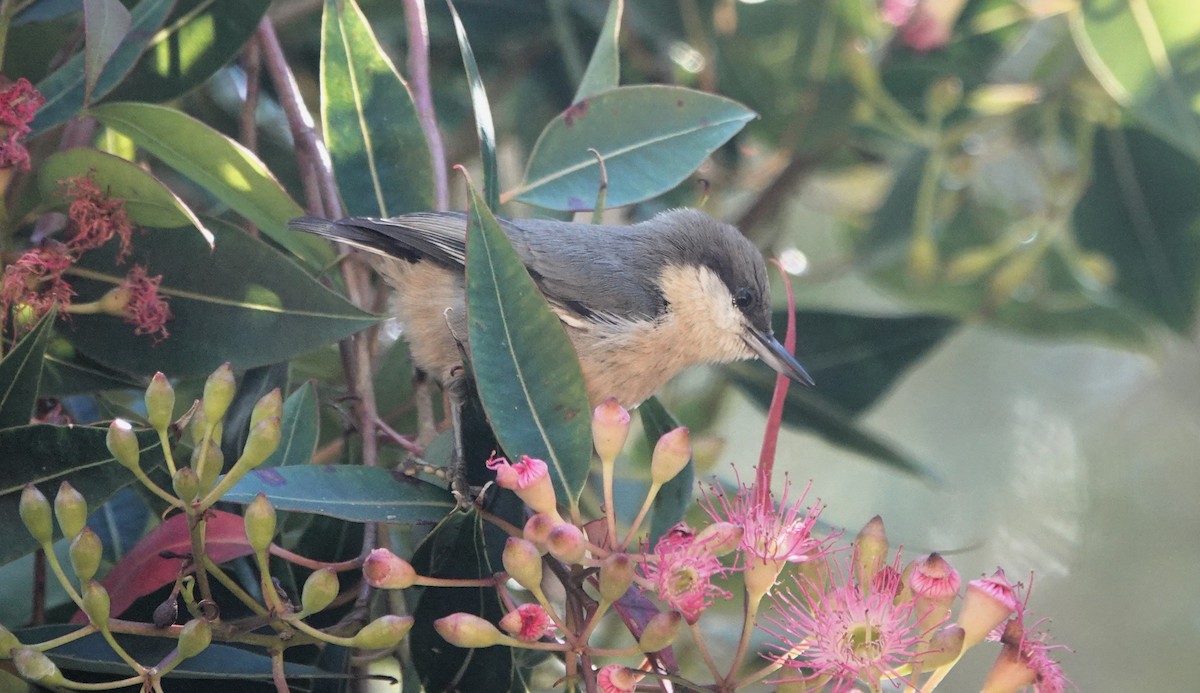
[464,180,592,509]
[88,102,331,268]
[106,0,272,103]
[270,381,319,467]
[448,0,499,210]
[219,362,288,464]
[40,347,144,397]
[64,218,377,377]
[1073,127,1200,333]
[511,85,756,211]
[38,147,214,245]
[0,310,56,429]
[82,0,131,104]
[321,0,433,217]
[573,0,622,103]
[1072,0,1200,161]
[30,0,174,136]
[639,396,693,544]
[0,424,159,566]
[220,465,454,523]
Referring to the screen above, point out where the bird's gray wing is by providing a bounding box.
[288,212,470,269]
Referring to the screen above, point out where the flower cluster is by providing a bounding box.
[0,77,43,171]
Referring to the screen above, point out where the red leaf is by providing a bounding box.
[72,510,253,623]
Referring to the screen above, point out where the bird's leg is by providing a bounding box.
[412,367,439,447]
[444,366,472,506]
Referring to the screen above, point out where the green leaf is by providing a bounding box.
[220,465,454,523]
[1073,127,1200,333]
[321,0,433,217]
[573,0,623,103]
[106,0,272,103]
[82,0,131,104]
[268,381,319,467]
[464,179,592,509]
[30,0,174,137]
[88,102,331,268]
[38,147,214,245]
[0,310,56,429]
[63,217,377,377]
[638,396,693,544]
[14,625,346,680]
[511,85,756,211]
[0,424,159,566]
[448,0,499,210]
[726,364,938,481]
[1072,0,1200,161]
[40,347,144,396]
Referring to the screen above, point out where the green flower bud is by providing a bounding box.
[250,389,282,429]
[106,419,140,471]
[244,493,276,553]
[301,567,339,614]
[638,611,682,653]
[235,416,281,471]
[351,615,415,650]
[177,619,212,659]
[591,398,630,465]
[201,363,236,427]
[854,515,889,589]
[650,427,691,485]
[11,647,65,685]
[19,485,53,545]
[70,527,104,583]
[545,523,586,565]
[0,623,21,659]
[82,581,111,628]
[502,538,543,593]
[925,75,963,121]
[54,481,88,539]
[598,553,634,602]
[173,467,200,503]
[921,624,965,669]
[908,234,940,285]
[433,613,503,649]
[191,439,224,494]
[145,371,176,433]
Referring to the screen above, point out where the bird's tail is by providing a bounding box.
[288,216,398,257]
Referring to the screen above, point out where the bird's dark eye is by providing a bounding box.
[733,288,755,309]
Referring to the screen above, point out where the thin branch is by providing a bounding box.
[402,0,449,210]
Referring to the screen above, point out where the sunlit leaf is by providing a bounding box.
[511,85,756,211]
[321,0,433,217]
[82,0,131,104]
[448,0,499,210]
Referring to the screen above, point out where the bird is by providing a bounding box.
[288,207,813,411]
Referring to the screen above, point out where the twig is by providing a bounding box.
[402,0,448,210]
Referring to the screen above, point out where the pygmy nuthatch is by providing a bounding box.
[288,208,813,408]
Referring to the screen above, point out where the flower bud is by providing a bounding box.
[82,581,110,628]
[921,624,965,669]
[502,538,543,593]
[597,664,642,693]
[351,615,415,650]
[498,603,553,641]
[250,389,282,429]
[153,595,178,628]
[234,416,281,471]
[191,438,224,494]
[981,621,1037,693]
[70,527,103,583]
[853,515,888,588]
[598,553,634,602]
[173,466,200,503]
[522,513,555,550]
[695,522,743,557]
[638,610,682,652]
[545,523,586,565]
[145,372,175,433]
[363,548,418,589]
[958,568,1019,649]
[244,493,276,553]
[486,455,558,517]
[592,398,630,464]
[434,613,504,648]
[11,648,65,685]
[201,363,236,426]
[967,83,1041,116]
[925,75,963,120]
[908,234,939,284]
[54,481,88,539]
[106,418,140,471]
[301,567,339,614]
[19,485,53,545]
[910,552,962,621]
[177,618,212,658]
[0,623,21,659]
[650,427,691,485]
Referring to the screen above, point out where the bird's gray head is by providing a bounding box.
[638,209,814,386]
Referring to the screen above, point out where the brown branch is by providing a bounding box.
[402,0,448,211]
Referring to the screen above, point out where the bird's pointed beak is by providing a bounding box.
[743,327,815,387]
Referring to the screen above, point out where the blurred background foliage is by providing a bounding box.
[1,0,1199,690]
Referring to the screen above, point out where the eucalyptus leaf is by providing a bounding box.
[0,310,56,430]
[639,396,693,544]
[573,0,623,103]
[464,180,592,509]
[321,0,433,217]
[511,85,756,211]
[448,0,500,210]
[267,381,319,467]
[82,0,131,104]
[63,218,376,377]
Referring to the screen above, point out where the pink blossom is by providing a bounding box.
[486,454,558,515]
[0,244,75,335]
[117,265,171,342]
[596,664,641,692]
[638,523,731,624]
[984,617,1074,693]
[60,173,135,260]
[499,603,554,642]
[0,77,44,171]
